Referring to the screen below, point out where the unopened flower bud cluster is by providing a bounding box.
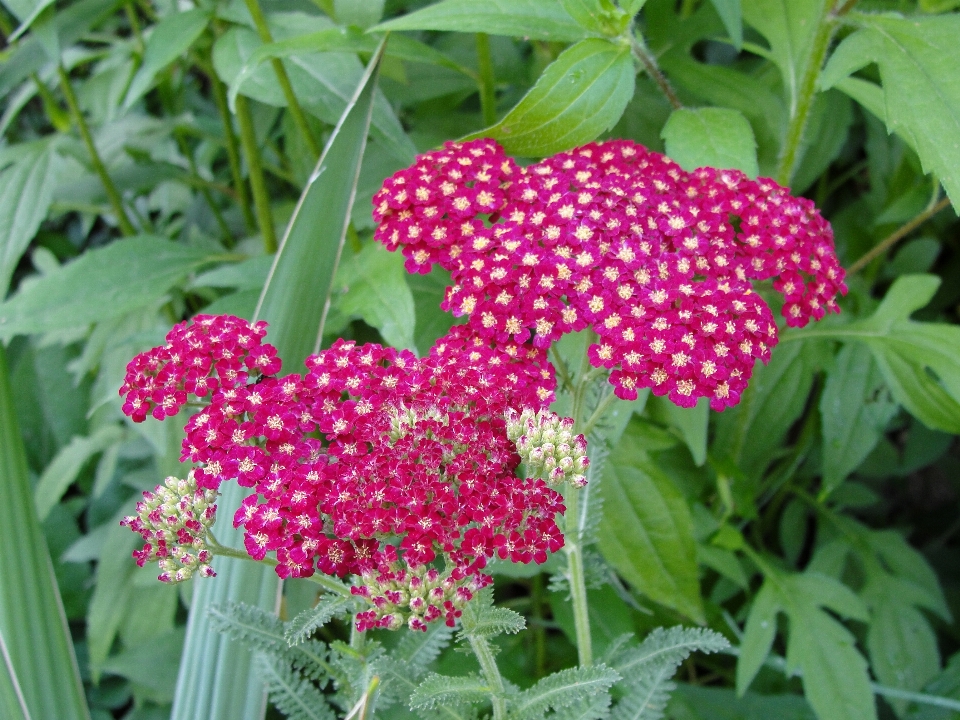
[507,408,589,488]
[120,470,218,583]
[351,546,489,631]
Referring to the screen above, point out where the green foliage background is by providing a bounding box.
[1,0,960,718]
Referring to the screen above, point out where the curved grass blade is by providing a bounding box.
[0,345,90,720]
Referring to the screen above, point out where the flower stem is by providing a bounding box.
[468,633,506,720]
[475,32,497,127]
[57,64,137,236]
[562,486,593,666]
[234,93,278,253]
[242,0,321,158]
[847,196,952,274]
[774,0,837,186]
[629,32,682,110]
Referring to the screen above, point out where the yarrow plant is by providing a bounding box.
[372,138,846,408]
[117,138,843,717]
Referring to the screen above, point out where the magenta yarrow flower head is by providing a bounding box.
[120,470,217,583]
[119,317,570,629]
[506,408,590,488]
[372,139,846,410]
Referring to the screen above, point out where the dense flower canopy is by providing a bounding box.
[120,317,572,629]
[372,139,846,409]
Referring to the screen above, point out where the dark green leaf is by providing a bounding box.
[100,628,185,703]
[122,9,210,109]
[464,38,635,156]
[647,396,709,466]
[662,107,759,177]
[670,684,816,720]
[0,140,62,296]
[372,0,591,42]
[820,14,960,209]
[0,236,214,339]
[598,418,704,622]
[709,0,743,49]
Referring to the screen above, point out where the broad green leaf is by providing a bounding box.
[0,140,62,296]
[372,0,591,42]
[101,628,185,703]
[790,89,853,193]
[621,0,647,14]
[466,38,635,157]
[333,244,416,351]
[598,418,704,622]
[864,575,940,714]
[819,14,960,209]
[0,630,30,720]
[819,344,898,492]
[2,0,55,41]
[741,0,827,116]
[0,346,90,719]
[335,0,384,28]
[647,396,709,466]
[662,107,759,178]
[865,529,951,622]
[0,236,214,339]
[34,424,123,521]
[736,582,779,695]
[709,0,743,49]
[550,584,634,658]
[560,0,630,36]
[671,684,816,720]
[255,42,384,367]
[836,275,960,433]
[122,9,210,109]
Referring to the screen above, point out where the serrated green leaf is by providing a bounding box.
[284,594,352,646]
[819,14,960,209]
[662,107,759,178]
[0,346,90,720]
[598,419,703,622]
[0,236,214,340]
[612,658,679,720]
[819,344,898,492]
[254,41,384,367]
[410,674,490,710]
[614,627,730,677]
[464,38,635,157]
[122,9,209,109]
[460,589,526,639]
[509,664,620,719]
[0,140,62,296]
[33,424,123,521]
[372,0,591,42]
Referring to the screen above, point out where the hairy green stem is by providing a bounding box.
[204,52,256,232]
[57,65,137,235]
[234,93,278,253]
[242,0,321,158]
[580,389,617,437]
[629,32,682,110]
[563,487,593,666]
[774,0,837,186]
[475,32,497,126]
[468,633,506,720]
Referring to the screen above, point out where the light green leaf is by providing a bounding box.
[2,0,55,42]
[333,243,416,351]
[254,41,384,367]
[0,236,214,339]
[662,107,759,177]
[465,38,635,156]
[819,13,960,210]
[508,664,620,719]
[101,628,185,702]
[819,344,898,492]
[741,0,826,116]
[736,582,779,695]
[0,346,90,720]
[560,0,630,36]
[34,424,123,521]
[122,9,210,109]
[284,594,352,646]
[256,653,336,720]
[460,589,526,639]
[647,396,709,466]
[620,0,647,14]
[598,419,704,622]
[335,0,384,28]
[410,674,491,710]
[372,0,591,42]
[0,140,62,296]
[709,0,743,49]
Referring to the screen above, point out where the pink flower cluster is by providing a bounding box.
[372,139,846,409]
[120,317,566,628]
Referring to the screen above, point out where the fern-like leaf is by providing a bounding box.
[327,638,384,712]
[396,621,455,668]
[507,664,619,719]
[409,673,490,711]
[459,588,526,640]
[256,653,336,720]
[611,626,729,676]
[209,602,331,682]
[610,659,675,720]
[285,594,353,646]
[552,693,613,720]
